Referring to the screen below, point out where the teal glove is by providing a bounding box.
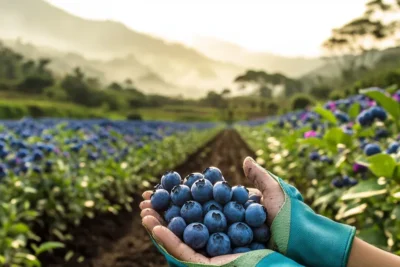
[267,171,356,267]
[149,236,304,267]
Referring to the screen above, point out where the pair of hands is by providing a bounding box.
[139,157,285,265]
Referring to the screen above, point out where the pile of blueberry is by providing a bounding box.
[151,167,270,257]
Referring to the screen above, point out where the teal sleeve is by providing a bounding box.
[149,236,304,267]
[270,173,356,267]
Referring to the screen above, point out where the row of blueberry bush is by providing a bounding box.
[0,118,220,266]
[237,87,400,255]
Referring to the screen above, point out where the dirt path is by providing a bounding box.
[43,129,255,267]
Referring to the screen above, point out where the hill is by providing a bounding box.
[0,0,244,97]
[192,37,325,78]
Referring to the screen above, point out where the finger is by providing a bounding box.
[243,157,282,197]
[139,200,152,210]
[142,190,153,200]
[140,208,165,224]
[209,254,242,265]
[247,187,262,196]
[142,215,162,232]
[152,225,210,263]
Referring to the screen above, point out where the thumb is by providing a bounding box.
[243,157,280,197]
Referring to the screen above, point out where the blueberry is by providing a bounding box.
[334,110,350,123]
[171,185,192,206]
[181,201,203,223]
[232,185,249,204]
[183,223,209,250]
[32,149,44,161]
[320,156,333,164]
[202,200,223,215]
[223,201,245,224]
[353,163,368,173]
[164,205,181,223]
[248,194,261,204]
[227,222,253,247]
[349,177,358,186]
[191,179,213,203]
[370,106,387,121]
[252,224,271,243]
[161,171,181,192]
[309,151,320,161]
[331,177,343,188]
[245,204,267,227]
[168,217,187,239]
[204,210,227,233]
[151,189,170,211]
[343,176,351,186]
[387,142,399,154]
[232,247,251,253]
[375,128,389,139]
[213,181,233,204]
[249,242,267,250]
[364,143,381,156]
[203,167,224,185]
[244,200,256,209]
[154,183,163,190]
[206,233,231,257]
[184,173,204,188]
[357,110,373,127]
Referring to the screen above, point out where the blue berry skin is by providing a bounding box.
[180,201,203,224]
[213,181,233,204]
[248,194,261,204]
[151,189,170,212]
[227,222,253,247]
[223,202,245,224]
[164,205,181,223]
[191,179,213,203]
[232,247,251,254]
[387,142,399,154]
[161,171,182,192]
[168,217,187,239]
[184,173,204,188]
[154,184,163,190]
[232,185,249,204]
[204,210,228,233]
[309,151,320,161]
[183,223,210,250]
[202,200,223,215]
[245,204,267,227]
[203,167,224,185]
[370,106,387,121]
[171,185,192,206]
[253,225,271,243]
[334,110,350,123]
[349,177,358,187]
[249,242,267,251]
[357,110,373,127]
[331,177,344,188]
[244,200,256,209]
[206,233,231,257]
[364,143,381,156]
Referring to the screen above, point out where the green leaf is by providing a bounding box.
[35,242,65,255]
[9,223,30,235]
[323,127,352,149]
[300,137,325,148]
[358,226,387,249]
[314,105,337,124]
[361,88,400,120]
[385,84,398,94]
[348,102,361,119]
[341,179,386,201]
[368,154,397,178]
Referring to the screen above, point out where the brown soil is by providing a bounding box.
[42,129,255,267]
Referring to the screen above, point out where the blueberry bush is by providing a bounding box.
[0,118,220,266]
[237,87,400,255]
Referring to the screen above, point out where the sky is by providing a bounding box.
[46,0,368,57]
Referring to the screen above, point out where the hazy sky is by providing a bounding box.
[46,0,368,57]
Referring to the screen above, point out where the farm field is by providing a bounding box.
[0,87,399,266]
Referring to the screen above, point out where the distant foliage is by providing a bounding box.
[290,94,315,110]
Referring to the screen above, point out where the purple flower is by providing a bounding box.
[367,100,376,107]
[393,94,400,102]
[304,130,317,138]
[353,163,368,173]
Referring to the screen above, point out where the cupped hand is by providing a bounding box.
[139,156,286,263]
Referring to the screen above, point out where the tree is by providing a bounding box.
[322,0,400,83]
[108,82,123,91]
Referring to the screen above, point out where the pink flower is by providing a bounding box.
[367,100,376,107]
[393,94,400,102]
[328,102,336,111]
[304,130,317,138]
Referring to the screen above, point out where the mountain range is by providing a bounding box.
[0,0,328,97]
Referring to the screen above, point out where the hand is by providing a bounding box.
[242,157,356,267]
